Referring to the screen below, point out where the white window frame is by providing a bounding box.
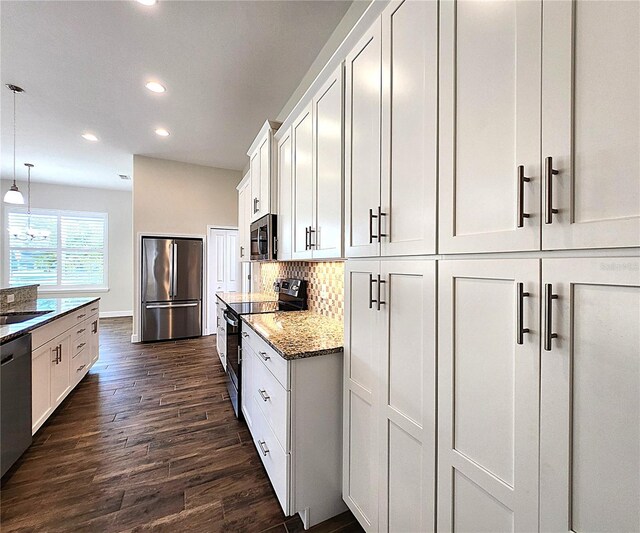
[4,206,109,292]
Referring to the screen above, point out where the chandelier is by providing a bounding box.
[9,163,50,242]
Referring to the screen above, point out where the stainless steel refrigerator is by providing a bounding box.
[141,237,203,342]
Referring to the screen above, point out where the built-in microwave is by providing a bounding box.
[250,214,277,261]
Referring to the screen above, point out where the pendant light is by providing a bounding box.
[3,84,25,205]
[8,163,49,242]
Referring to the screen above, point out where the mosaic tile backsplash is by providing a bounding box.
[258,261,345,321]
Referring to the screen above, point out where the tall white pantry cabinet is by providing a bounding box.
[341,1,640,533]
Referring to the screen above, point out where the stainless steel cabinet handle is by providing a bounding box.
[544,156,560,224]
[369,273,377,309]
[309,227,316,249]
[258,440,269,456]
[544,283,559,351]
[305,226,310,250]
[51,345,59,364]
[242,332,249,339]
[240,245,244,258]
[77,342,86,350]
[77,364,85,372]
[77,313,86,319]
[258,351,270,361]
[517,283,530,345]
[258,389,270,402]
[517,165,531,228]
[376,274,386,311]
[77,328,86,335]
[377,206,387,241]
[91,307,98,312]
[92,320,98,333]
[369,208,377,243]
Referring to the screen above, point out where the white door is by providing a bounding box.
[439,0,542,254]
[313,65,343,259]
[292,104,314,260]
[277,127,293,260]
[438,258,540,531]
[378,259,436,532]
[540,257,640,532]
[258,135,271,219]
[250,149,261,223]
[542,1,640,250]
[380,0,438,257]
[208,228,239,334]
[344,20,382,258]
[343,260,380,532]
[224,232,239,293]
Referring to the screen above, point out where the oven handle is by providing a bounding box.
[223,310,239,327]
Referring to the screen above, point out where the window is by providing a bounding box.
[4,208,108,290]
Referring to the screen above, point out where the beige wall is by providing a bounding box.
[132,155,242,340]
[0,180,133,315]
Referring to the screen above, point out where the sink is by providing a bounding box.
[0,311,52,325]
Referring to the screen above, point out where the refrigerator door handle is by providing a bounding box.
[146,302,199,309]
[171,240,178,298]
[168,241,174,298]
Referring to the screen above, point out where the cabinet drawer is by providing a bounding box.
[72,332,88,357]
[251,396,289,514]
[71,348,89,384]
[87,302,100,317]
[241,324,289,389]
[73,306,91,324]
[248,346,289,452]
[32,313,75,350]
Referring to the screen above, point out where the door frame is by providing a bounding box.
[206,225,239,336]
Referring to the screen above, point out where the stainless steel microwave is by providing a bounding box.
[250,214,277,261]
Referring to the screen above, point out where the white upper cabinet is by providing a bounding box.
[540,257,640,531]
[248,120,280,223]
[237,172,251,261]
[439,0,542,254]
[292,104,315,260]
[542,0,640,250]
[277,127,293,261]
[345,21,383,258]
[381,0,438,257]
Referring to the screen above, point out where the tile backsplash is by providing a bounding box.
[258,261,345,321]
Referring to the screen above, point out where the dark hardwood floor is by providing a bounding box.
[0,317,363,533]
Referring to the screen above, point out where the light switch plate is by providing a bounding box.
[6,294,15,303]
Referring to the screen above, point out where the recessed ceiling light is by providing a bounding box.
[82,133,99,142]
[145,81,166,93]
[137,0,157,5]
[155,128,170,137]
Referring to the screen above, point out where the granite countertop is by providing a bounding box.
[0,297,100,345]
[215,291,278,305]
[242,310,344,360]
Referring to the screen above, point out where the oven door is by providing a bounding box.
[223,310,241,416]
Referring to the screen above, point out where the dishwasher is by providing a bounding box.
[1,333,32,477]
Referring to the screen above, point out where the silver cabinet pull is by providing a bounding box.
[77,342,86,350]
[77,313,86,320]
[517,282,530,345]
[308,227,316,249]
[92,320,98,333]
[369,208,376,243]
[544,156,559,224]
[240,245,244,258]
[91,307,98,312]
[376,274,386,311]
[77,328,86,335]
[377,206,388,241]
[258,389,270,402]
[258,440,269,456]
[305,226,310,250]
[51,345,59,364]
[241,332,249,339]
[517,165,531,228]
[544,283,559,351]
[258,351,270,361]
[369,274,377,309]
[77,364,86,372]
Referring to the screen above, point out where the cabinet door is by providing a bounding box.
[343,260,381,531]
[378,260,436,532]
[89,317,99,366]
[313,65,344,259]
[540,257,640,532]
[292,105,314,260]
[381,0,437,257]
[238,179,250,260]
[344,20,382,258]
[50,333,71,407]
[542,1,640,250]
[438,259,540,531]
[224,232,239,292]
[32,343,52,434]
[439,0,542,253]
[259,135,271,219]
[250,149,261,223]
[277,128,293,260]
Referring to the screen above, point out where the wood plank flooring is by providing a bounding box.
[0,317,363,533]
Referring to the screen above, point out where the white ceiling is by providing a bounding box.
[0,0,351,191]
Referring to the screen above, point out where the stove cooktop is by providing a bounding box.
[226,301,301,316]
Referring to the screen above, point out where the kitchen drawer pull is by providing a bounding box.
[76,328,86,335]
[308,227,316,249]
[77,342,86,350]
[77,364,85,372]
[377,206,387,241]
[544,156,559,224]
[1,354,14,365]
[376,274,386,311]
[369,208,377,243]
[368,274,377,309]
[258,440,269,456]
[91,307,98,312]
[240,245,244,258]
[258,351,270,362]
[516,282,530,345]
[544,283,559,351]
[258,389,270,402]
[305,226,310,250]
[77,313,86,319]
[517,165,531,228]
[241,332,249,339]
[92,320,98,333]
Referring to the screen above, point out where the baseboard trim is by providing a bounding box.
[131,334,139,343]
[100,310,133,318]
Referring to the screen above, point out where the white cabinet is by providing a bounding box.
[343,259,436,532]
[438,259,540,531]
[248,120,280,223]
[209,228,239,294]
[292,103,314,260]
[346,1,437,258]
[439,0,542,254]
[540,257,640,532]
[237,173,251,260]
[277,127,293,261]
[215,297,226,370]
[542,1,640,250]
[31,343,53,431]
[49,332,71,406]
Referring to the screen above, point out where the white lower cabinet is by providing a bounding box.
[215,298,226,370]
[241,323,345,529]
[540,257,640,532]
[343,259,436,532]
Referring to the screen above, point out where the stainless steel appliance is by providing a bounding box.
[141,237,203,342]
[224,278,307,417]
[250,214,277,261]
[1,334,32,477]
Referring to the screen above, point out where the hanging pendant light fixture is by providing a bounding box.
[3,84,25,205]
[9,163,49,242]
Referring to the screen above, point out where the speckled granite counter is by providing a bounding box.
[242,310,343,360]
[215,291,278,305]
[0,297,100,345]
